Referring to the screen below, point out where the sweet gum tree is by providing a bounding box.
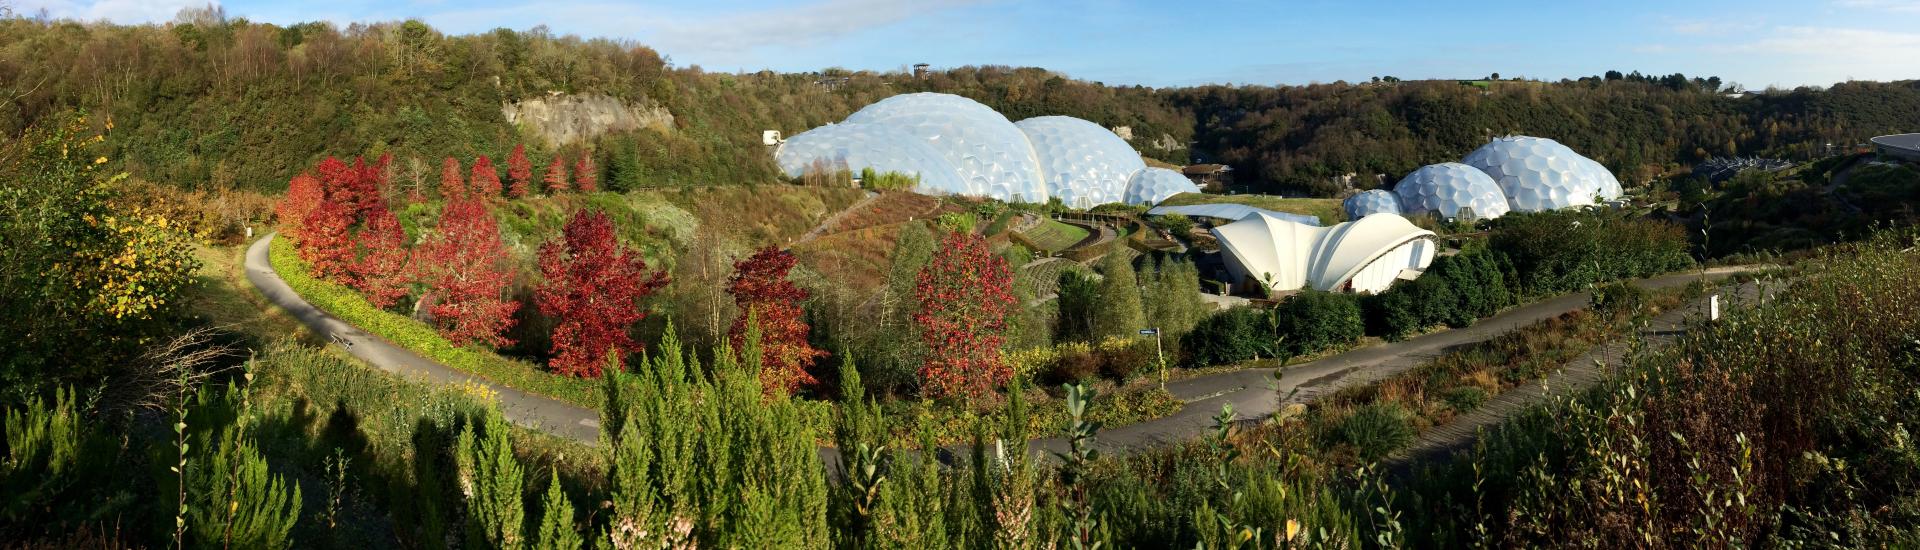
[351,204,411,309]
[535,209,668,377]
[544,157,569,194]
[506,144,532,198]
[439,156,465,200]
[726,246,827,394]
[913,230,1016,399]
[414,198,519,347]
[471,155,503,198]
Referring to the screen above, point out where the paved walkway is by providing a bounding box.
[245,234,602,444]
[1388,278,1776,472]
[794,190,882,244]
[251,231,1761,460]
[1024,266,1764,457]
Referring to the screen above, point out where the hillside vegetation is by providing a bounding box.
[8,12,1920,200]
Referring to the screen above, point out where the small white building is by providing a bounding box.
[1212,212,1437,294]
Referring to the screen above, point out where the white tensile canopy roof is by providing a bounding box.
[1211,212,1437,293]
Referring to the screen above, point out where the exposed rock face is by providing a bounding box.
[502,93,674,146]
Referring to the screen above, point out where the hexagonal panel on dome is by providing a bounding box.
[1461,136,1599,212]
[845,93,1049,203]
[1577,156,1624,201]
[1343,189,1403,219]
[775,122,971,196]
[1016,116,1147,207]
[1121,167,1200,206]
[1392,162,1511,221]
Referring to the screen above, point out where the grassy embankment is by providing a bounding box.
[1157,192,1347,224]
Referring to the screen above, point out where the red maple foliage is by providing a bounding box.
[544,157,570,194]
[726,246,827,395]
[534,209,668,377]
[315,156,356,207]
[414,198,519,347]
[276,173,324,239]
[572,152,598,192]
[471,155,503,198]
[299,195,357,283]
[440,157,466,200]
[346,157,386,216]
[351,203,412,309]
[505,144,532,198]
[912,230,1016,399]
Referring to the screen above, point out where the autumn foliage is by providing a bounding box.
[544,157,569,193]
[506,144,532,198]
[535,209,668,377]
[297,190,356,281]
[726,246,827,394]
[471,155,503,198]
[572,152,597,192]
[440,157,466,200]
[912,231,1016,399]
[276,173,323,239]
[415,198,519,347]
[351,205,411,309]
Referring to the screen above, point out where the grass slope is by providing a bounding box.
[1156,192,1347,224]
[1016,219,1091,252]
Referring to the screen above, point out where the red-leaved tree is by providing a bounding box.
[440,157,466,200]
[351,203,411,309]
[544,157,569,194]
[471,155,503,198]
[506,144,532,198]
[913,230,1015,399]
[573,152,598,192]
[414,198,519,347]
[299,196,357,282]
[345,157,385,216]
[726,246,827,395]
[276,173,324,240]
[534,209,668,377]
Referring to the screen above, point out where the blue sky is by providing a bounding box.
[14,0,1920,88]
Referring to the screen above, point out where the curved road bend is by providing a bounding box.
[245,234,602,444]
[251,230,1759,458]
[1022,265,1765,458]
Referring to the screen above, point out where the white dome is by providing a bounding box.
[775,123,972,195]
[1577,156,1624,201]
[1343,189,1403,219]
[1017,116,1146,207]
[1393,162,1511,220]
[845,93,1049,203]
[1121,167,1201,206]
[1462,136,1598,212]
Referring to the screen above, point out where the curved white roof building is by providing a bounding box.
[1577,156,1624,201]
[1123,167,1202,206]
[1462,136,1598,212]
[1018,116,1147,208]
[1343,189,1403,219]
[777,93,1185,207]
[1211,212,1436,294]
[1393,162,1511,221]
[774,123,972,195]
[843,93,1050,203]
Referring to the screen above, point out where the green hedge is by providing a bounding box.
[268,236,602,409]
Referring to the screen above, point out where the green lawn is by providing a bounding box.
[1157,192,1347,224]
[1017,219,1092,252]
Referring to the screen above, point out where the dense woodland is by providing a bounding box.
[6,11,1920,199]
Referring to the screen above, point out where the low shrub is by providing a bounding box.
[1272,291,1363,359]
[1442,386,1489,412]
[1331,401,1415,462]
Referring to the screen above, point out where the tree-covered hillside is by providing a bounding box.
[4,10,1919,198]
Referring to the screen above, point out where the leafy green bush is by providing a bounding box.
[1332,402,1415,462]
[1182,307,1276,367]
[1272,291,1364,359]
[1442,386,1489,412]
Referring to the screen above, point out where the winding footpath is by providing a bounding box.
[245,234,602,443]
[248,230,1761,459]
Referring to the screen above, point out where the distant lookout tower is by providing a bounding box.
[913,63,930,79]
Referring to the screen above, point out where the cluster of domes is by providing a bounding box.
[1341,136,1622,222]
[776,93,1197,207]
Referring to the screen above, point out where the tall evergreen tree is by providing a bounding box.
[1092,244,1145,340]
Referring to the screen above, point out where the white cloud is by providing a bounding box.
[1834,0,1920,14]
[10,0,213,24]
[1662,15,1764,36]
